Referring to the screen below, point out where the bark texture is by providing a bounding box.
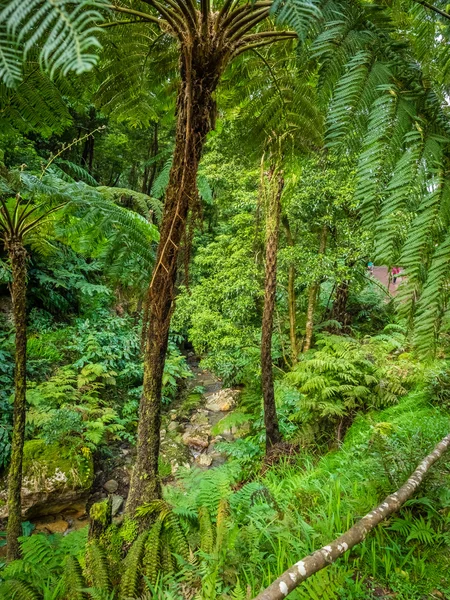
[6,239,27,561]
[126,41,226,516]
[252,432,450,600]
[261,171,284,451]
[303,225,328,352]
[330,280,350,333]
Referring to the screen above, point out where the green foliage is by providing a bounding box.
[284,332,410,442]
[0,0,105,86]
[63,555,86,600]
[85,541,111,593]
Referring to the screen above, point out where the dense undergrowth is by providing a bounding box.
[1,384,449,599]
[1,283,450,600]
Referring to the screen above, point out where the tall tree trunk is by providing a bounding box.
[142,123,159,196]
[282,216,297,364]
[330,280,350,332]
[6,239,27,561]
[126,48,223,516]
[303,225,328,352]
[261,168,284,452]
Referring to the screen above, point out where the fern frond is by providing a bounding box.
[0,0,105,86]
[120,531,149,599]
[85,541,111,593]
[198,506,214,554]
[0,579,41,600]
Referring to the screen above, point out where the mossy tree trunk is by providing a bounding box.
[6,238,27,561]
[261,168,284,451]
[126,43,225,516]
[88,498,112,540]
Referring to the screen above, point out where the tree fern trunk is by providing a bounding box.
[261,169,284,451]
[6,239,27,561]
[303,225,327,352]
[126,46,223,516]
[330,280,350,332]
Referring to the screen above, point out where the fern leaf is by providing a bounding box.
[0,0,105,84]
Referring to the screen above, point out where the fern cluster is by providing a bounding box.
[284,331,409,443]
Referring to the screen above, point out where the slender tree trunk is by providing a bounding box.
[126,47,223,516]
[253,432,450,600]
[303,225,328,352]
[142,123,159,196]
[282,216,297,364]
[6,239,27,561]
[261,168,284,451]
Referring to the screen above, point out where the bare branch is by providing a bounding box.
[412,0,450,20]
[253,432,450,600]
[106,4,162,25]
[232,34,295,58]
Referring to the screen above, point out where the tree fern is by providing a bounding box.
[271,0,322,41]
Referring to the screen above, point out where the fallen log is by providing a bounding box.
[253,432,450,600]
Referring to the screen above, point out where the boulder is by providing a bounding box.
[205,388,239,412]
[103,480,119,494]
[111,495,124,517]
[182,427,209,449]
[0,440,93,520]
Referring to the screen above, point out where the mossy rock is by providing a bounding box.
[0,440,94,519]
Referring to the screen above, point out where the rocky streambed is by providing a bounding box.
[0,358,240,536]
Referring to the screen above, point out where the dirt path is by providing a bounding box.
[372,266,404,297]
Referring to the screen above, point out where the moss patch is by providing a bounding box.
[22,439,93,490]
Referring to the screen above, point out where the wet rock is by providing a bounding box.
[182,428,209,449]
[103,480,119,494]
[196,454,213,468]
[205,388,239,412]
[111,494,124,517]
